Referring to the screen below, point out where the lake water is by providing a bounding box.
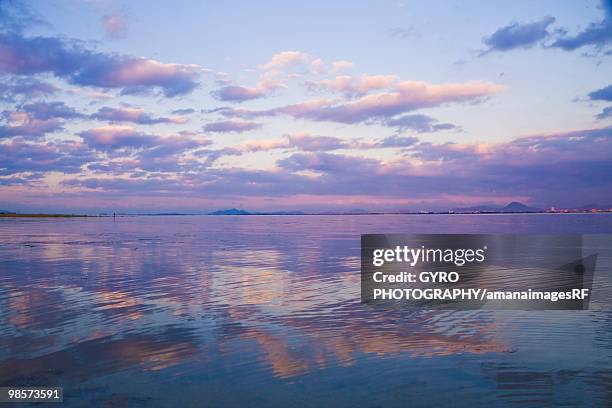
[1,214,611,407]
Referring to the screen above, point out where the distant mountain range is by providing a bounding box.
[453,201,542,213]
[206,202,612,215]
[209,202,544,215]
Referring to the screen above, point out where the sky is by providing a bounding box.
[0,0,611,213]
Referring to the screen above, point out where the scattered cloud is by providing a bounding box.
[383,114,457,133]
[91,106,188,124]
[588,84,612,101]
[242,133,348,152]
[0,139,95,176]
[102,13,128,39]
[193,147,242,167]
[596,106,612,119]
[387,25,421,40]
[588,85,612,120]
[212,79,284,102]
[0,101,83,139]
[550,2,612,51]
[330,60,354,73]
[19,101,83,120]
[481,16,555,54]
[242,133,420,152]
[374,135,419,148]
[78,125,210,168]
[79,125,157,150]
[260,51,311,73]
[218,80,502,124]
[479,2,612,55]
[45,125,612,208]
[0,1,49,33]
[0,115,63,139]
[0,32,201,97]
[0,77,57,101]
[278,151,380,173]
[260,51,355,76]
[171,108,195,115]
[203,119,262,133]
[1,3,608,210]
[306,75,398,97]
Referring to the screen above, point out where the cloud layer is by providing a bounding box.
[0,33,201,96]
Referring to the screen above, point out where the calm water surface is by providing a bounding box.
[0,214,611,407]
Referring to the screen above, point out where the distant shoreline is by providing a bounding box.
[3,212,611,218]
[0,213,93,218]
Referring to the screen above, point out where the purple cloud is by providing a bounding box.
[278,151,379,173]
[374,135,419,148]
[57,125,612,208]
[551,3,612,51]
[203,119,262,133]
[383,114,457,133]
[0,114,63,139]
[589,84,612,101]
[78,125,211,175]
[0,1,48,33]
[91,107,188,124]
[481,16,555,54]
[20,101,83,120]
[0,139,95,175]
[0,77,57,101]
[596,106,612,119]
[285,134,348,151]
[193,147,242,166]
[0,33,201,97]
[0,101,83,139]
[171,108,196,115]
[79,126,157,150]
[212,79,283,102]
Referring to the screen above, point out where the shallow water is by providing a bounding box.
[0,214,611,407]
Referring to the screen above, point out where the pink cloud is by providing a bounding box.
[260,51,311,72]
[217,80,502,124]
[306,75,398,96]
[102,14,128,39]
[0,112,63,139]
[242,133,349,152]
[260,51,355,76]
[79,125,154,150]
[330,60,355,73]
[212,79,284,102]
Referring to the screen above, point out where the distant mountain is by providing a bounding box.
[454,202,541,213]
[501,202,541,212]
[208,208,251,215]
